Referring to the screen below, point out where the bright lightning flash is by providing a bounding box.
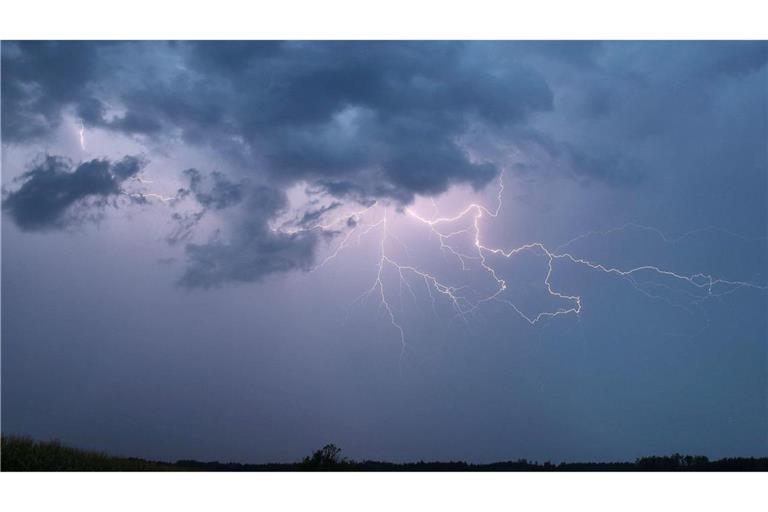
[78,121,86,151]
[287,172,766,360]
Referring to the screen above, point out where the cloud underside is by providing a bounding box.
[2,41,766,287]
[2,42,558,201]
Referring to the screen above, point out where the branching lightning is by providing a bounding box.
[121,174,182,204]
[287,171,766,359]
[123,163,762,361]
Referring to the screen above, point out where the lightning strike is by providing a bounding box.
[121,174,181,204]
[133,166,762,359]
[78,121,86,150]
[290,170,765,357]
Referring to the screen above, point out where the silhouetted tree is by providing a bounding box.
[635,453,710,470]
[301,444,346,468]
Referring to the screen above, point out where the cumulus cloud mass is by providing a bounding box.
[2,41,766,286]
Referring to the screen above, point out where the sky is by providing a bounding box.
[1,41,766,464]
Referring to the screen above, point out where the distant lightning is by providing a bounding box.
[129,164,762,358]
[78,121,86,150]
[120,174,181,204]
[75,120,180,205]
[122,191,179,203]
[291,170,765,357]
[555,222,768,252]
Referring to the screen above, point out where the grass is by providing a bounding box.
[1,436,176,471]
[2,436,767,471]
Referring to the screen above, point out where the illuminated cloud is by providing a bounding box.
[2,41,766,286]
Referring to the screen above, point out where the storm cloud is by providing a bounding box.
[2,41,554,201]
[2,41,766,286]
[180,184,318,288]
[1,41,107,142]
[182,168,245,211]
[2,155,145,231]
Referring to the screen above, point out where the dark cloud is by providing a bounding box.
[185,40,284,73]
[164,169,317,287]
[1,41,557,287]
[182,169,244,210]
[4,41,765,196]
[1,42,106,142]
[178,41,552,200]
[166,211,205,246]
[296,201,342,228]
[180,185,318,288]
[3,41,766,286]
[2,41,554,203]
[2,155,145,231]
[688,41,768,79]
[165,169,245,247]
[501,41,603,68]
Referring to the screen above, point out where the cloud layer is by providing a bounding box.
[2,42,558,199]
[2,41,766,286]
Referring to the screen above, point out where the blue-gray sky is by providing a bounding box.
[2,41,766,463]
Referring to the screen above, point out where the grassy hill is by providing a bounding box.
[2,436,767,471]
[1,436,177,471]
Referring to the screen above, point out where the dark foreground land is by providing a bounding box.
[2,437,767,471]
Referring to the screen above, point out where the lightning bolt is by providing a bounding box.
[298,170,765,360]
[78,121,86,151]
[131,164,762,360]
[120,174,182,204]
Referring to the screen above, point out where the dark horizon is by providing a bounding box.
[4,436,768,471]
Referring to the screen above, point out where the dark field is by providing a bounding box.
[2,437,766,471]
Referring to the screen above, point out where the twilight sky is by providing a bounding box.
[1,41,766,463]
